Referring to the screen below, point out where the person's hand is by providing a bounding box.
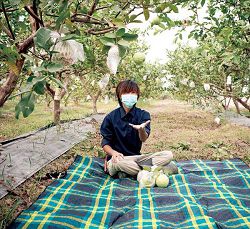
[111,151,124,163]
[129,120,150,131]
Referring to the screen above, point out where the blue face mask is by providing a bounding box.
[121,94,138,108]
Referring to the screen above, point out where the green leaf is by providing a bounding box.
[118,45,127,58]
[117,39,129,47]
[31,76,47,84]
[0,44,19,63]
[155,6,163,13]
[116,28,125,37]
[220,27,232,38]
[143,7,150,20]
[104,33,116,38]
[130,20,143,23]
[122,33,138,41]
[188,33,193,39]
[201,0,206,6]
[15,92,35,119]
[31,66,46,72]
[83,45,95,63]
[21,54,34,62]
[56,1,70,30]
[8,0,21,6]
[33,81,46,95]
[48,75,64,88]
[165,16,175,27]
[27,75,35,83]
[34,28,53,50]
[102,45,110,54]
[60,34,79,41]
[99,37,116,46]
[129,14,138,22]
[167,3,178,13]
[46,62,63,72]
[79,6,88,14]
[158,23,166,29]
[112,18,125,27]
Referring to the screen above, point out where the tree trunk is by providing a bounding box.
[236,98,250,112]
[92,95,98,114]
[92,89,102,114]
[225,97,231,110]
[232,98,241,114]
[54,99,61,125]
[0,58,24,107]
[0,32,34,107]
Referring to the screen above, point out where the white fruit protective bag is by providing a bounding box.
[107,45,120,75]
[137,170,155,188]
[98,74,110,90]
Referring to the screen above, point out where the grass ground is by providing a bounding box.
[0,99,249,228]
[0,99,116,141]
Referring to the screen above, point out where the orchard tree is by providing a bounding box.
[157,0,249,113]
[166,42,250,113]
[0,0,182,123]
[0,0,144,122]
[62,76,83,107]
[2,0,248,122]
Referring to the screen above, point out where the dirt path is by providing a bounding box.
[148,99,250,128]
[147,99,193,115]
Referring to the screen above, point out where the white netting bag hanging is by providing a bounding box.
[98,74,110,90]
[203,83,210,91]
[107,45,120,75]
[104,95,110,104]
[50,31,85,64]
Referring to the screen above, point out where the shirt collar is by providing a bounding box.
[119,105,136,119]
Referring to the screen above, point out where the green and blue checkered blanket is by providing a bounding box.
[10,156,250,228]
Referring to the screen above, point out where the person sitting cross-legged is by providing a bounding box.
[100,79,173,178]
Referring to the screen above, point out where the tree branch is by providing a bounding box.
[87,27,117,35]
[96,4,112,11]
[71,14,108,25]
[115,1,130,18]
[0,8,18,12]
[1,23,13,39]
[87,0,98,16]
[74,0,81,14]
[236,98,250,111]
[46,83,55,98]
[17,34,35,53]
[1,1,15,40]
[27,50,45,60]
[24,5,44,26]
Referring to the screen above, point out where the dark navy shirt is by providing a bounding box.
[100,106,151,159]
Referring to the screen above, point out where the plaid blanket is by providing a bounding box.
[10,156,250,229]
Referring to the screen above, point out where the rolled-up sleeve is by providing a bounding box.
[142,111,151,136]
[100,114,113,148]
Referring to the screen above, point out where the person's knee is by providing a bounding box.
[154,150,173,158]
[152,150,173,166]
[164,150,173,159]
[111,158,127,170]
